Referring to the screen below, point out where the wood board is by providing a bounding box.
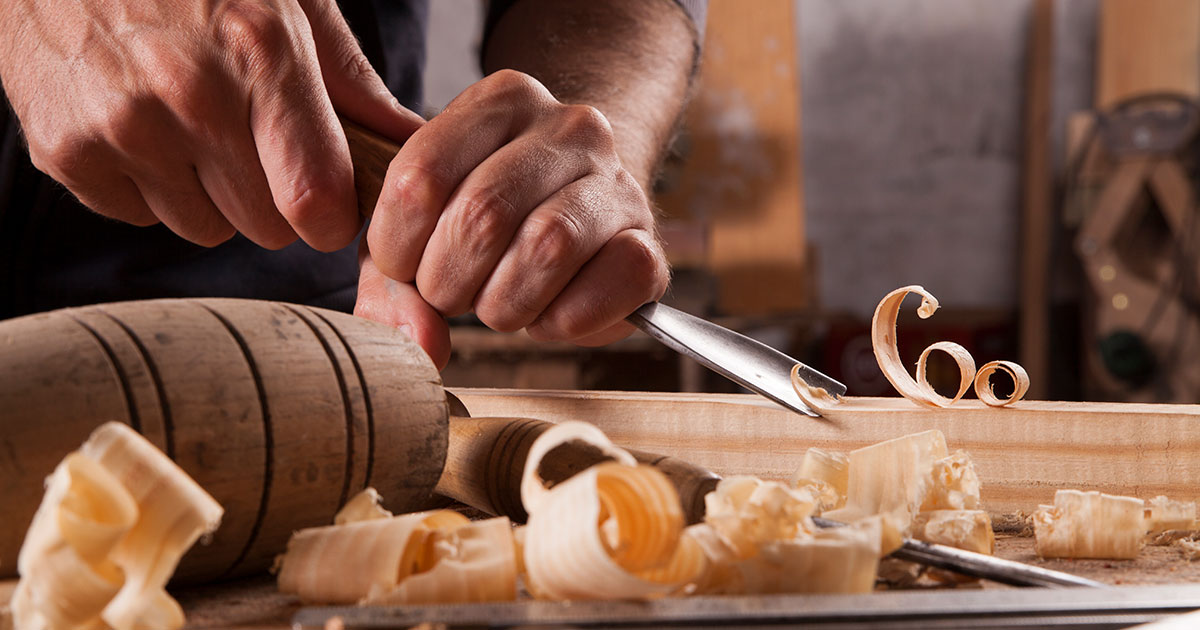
[1018,0,1054,400]
[1096,0,1200,108]
[654,0,809,314]
[452,388,1200,516]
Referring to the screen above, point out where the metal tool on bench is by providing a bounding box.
[294,584,1200,629]
[341,117,847,418]
[628,302,846,416]
[810,517,1103,589]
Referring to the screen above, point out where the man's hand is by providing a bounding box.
[358,70,671,361]
[0,0,422,250]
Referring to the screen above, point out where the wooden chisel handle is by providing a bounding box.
[438,415,719,525]
[341,116,401,217]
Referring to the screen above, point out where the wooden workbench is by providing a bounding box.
[5,389,1200,628]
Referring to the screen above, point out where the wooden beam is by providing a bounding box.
[453,388,1200,516]
[1019,0,1055,399]
[655,0,808,315]
[1096,0,1200,108]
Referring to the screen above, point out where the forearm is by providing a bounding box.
[482,0,698,191]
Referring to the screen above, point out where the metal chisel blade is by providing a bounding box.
[627,302,846,417]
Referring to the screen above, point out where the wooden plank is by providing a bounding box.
[452,388,1200,516]
[1019,0,1055,399]
[655,0,809,315]
[1096,0,1200,108]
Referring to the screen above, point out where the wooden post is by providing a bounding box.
[1019,0,1055,399]
[656,0,809,315]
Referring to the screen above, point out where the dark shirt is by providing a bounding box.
[0,0,704,319]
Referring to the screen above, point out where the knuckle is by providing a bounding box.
[278,181,354,248]
[415,272,468,317]
[336,45,377,84]
[622,232,670,294]
[217,3,293,74]
[479,68,548,102]
[558,104,612,141]
[387,163,446,217]
[28,133,93,183]
[522,212,583,273]
[475,281,544,332]
[551,297,612,341]
[451,189,515,249]
[104,99,161,158]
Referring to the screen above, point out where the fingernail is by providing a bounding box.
[399,324,414,339]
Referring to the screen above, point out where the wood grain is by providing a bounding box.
[1019,0,1054,399]
[452,388,1200,515]
[1097,0,1200,108]
[341,116,401,217]
[0,299,447,582]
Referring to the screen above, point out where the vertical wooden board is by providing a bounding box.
[1096,0,1200,108]
[1020,0,1055,399]
[657,0,808,315]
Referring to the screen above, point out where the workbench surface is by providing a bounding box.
[5,536,1194,630]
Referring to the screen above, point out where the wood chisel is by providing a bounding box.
[340,117,847,418]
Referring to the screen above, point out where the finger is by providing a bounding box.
[466,175,641,330]
[130,166,235,247]
[230,6,360,252]
[367,69,555,282]
[297,0,425,142]
[193,113,297,249]
[525,229,669,344]
[414,137,599,317]
[355,243,451,369]
[67,172,158,227]
[30,135,159,227]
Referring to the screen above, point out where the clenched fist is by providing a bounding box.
[0,0,422,250]
[354,70,671,368]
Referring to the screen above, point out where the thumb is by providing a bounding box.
[299,0,425,143]
[355,240,452,370]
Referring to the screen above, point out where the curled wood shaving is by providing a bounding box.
[365,516,518,605]
[12,422,223,630]
[704,477,817,558]
[276,510,518,605]
[789,364,843,413]
[923,451,982,511]
[1033,490,1145,559]
[791,448,849,513]
[1146,496,1198,535]
[871,285,1030,407]
[974,361,1030,407]
[1177,538,1200,561]
[824,430,952,554]
[333,487,392,525]
[519,421,636,516]
[520,421,696,600]
[522,460,690,600]
[873,286,972,408]
[912,510,995,555]
[914,341,976,407]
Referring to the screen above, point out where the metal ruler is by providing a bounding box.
[293,584,1200,629]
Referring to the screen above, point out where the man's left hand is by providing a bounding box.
[354,69,670,368]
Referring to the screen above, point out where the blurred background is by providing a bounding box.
[430,0,1200,404]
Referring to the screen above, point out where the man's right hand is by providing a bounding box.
[0,0,423,250]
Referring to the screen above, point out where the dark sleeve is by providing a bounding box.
[480,0,708,70]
